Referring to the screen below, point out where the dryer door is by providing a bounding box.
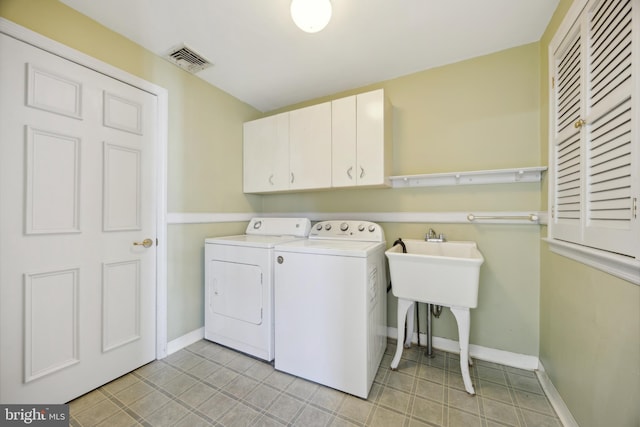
[209,261,263,325]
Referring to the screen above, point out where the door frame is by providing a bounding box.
[0,18,170,359]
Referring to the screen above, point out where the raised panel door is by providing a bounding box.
[0,33,157,404]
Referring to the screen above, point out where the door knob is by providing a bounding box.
[133,238,153,248]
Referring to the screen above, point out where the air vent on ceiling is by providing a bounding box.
[164,44,213,74]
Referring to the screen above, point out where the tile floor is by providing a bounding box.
[69,339,563,426]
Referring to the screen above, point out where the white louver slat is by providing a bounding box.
[556,34,582,134]
[588,102,632,202]
[550,0,637,259]
[589,0,632,108]
[556,133,582,220]
[552,24,583,241]
[584,0,635,254]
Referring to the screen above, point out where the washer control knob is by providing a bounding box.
[368,225,376,232]
[253,220,262,229]
[324,223,332,230]
[316,224,323,230]
[358,224,366,232]
[340,222,349,231]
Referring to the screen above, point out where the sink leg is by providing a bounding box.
[405,301,415,348]
[450,306,475,395]
[390,298,414,370]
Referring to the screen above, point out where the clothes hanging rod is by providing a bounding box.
[467,213,539,222]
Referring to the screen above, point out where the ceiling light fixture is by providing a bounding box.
[290,0,332,33]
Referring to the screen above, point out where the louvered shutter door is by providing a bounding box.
[583,0,637,257]
[552,22,584,243]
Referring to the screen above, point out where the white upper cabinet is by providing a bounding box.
[243,112,289,193]
[332,89,392,188]
[289,102,332,190]
[243,89,392,193]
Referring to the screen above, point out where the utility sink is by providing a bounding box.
[385,240,484,308]
[386,239,484,394]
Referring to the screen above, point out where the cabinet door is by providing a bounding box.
[356,89,389,187]
[549,0,637,257]
[331,96,357,187]
[289,102,332,190]
[243,113,289,193]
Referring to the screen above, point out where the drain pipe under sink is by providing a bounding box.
[425,303,443,357]
[426,303,433,356]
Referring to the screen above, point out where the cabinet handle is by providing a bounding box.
[347,166,353,180]
[360,166,365,179]
[574,119,586,128]
[269,174,274,185]
[291,172,295,184]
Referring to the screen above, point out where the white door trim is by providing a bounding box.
[0,18,169,359]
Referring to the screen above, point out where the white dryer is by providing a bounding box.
[273,220,387,398]
[204,217,311,361]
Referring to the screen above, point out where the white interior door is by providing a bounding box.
[0,33,157,403]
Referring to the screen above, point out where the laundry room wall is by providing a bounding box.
[537,0,640,426]
[0,0,261,342]
[262,43,544,357]
[1,0,543,357]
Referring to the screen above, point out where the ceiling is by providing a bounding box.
[60,0,559,112]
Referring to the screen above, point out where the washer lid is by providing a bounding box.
[274,239,385,257]
[205,234,306,248]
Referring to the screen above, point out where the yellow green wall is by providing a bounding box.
[1,0,543,355]
[4,3,638,424]
[264,43,544,356]
[0,0,262,213]
[167,222,246,339]
[538,1,640,426]
[0,0,261,342]
[540,246,639,427]
[0,0,540,355]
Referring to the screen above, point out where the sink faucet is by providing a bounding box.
[426,228,446,242]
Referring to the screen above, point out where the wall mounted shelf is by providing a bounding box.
[389,166,547,188]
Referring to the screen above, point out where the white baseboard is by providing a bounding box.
[166,327,204,355]
[170,328,539,371]
[536,362,579,427]
[387,327,539,370]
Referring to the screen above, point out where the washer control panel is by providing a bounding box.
[309,220,384,242]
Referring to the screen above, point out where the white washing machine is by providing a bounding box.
[273,220,387,399]
[204,217,311,361]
